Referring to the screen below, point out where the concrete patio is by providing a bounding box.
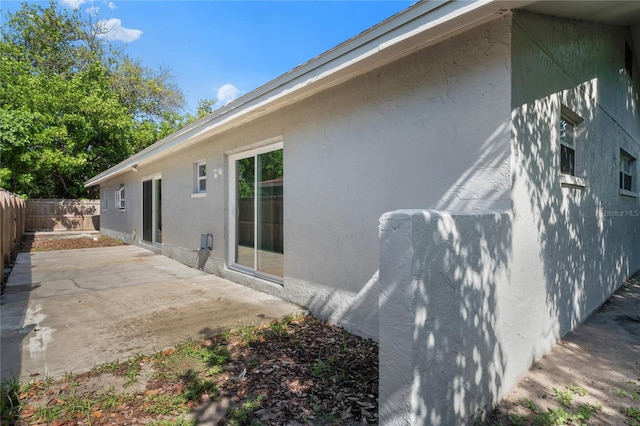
[1,245,305,381]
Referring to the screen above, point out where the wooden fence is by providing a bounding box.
[238,196,283,253]
[25,199,100,232]
[1,189,26,284]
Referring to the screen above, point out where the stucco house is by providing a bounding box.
[86,1,640,423]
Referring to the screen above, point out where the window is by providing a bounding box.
[115,184,125,210]
[560,115,576,176]
[102,188,108,210]
[558,106,585,188]
[625,41,633,77]
[620,150,636,193]
[194,161,206,194]
[229,142,283,282]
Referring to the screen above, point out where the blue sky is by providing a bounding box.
[2,0,415,114]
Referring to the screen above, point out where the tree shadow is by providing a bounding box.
[379,211,511,424]
[25,199,99,231]
[511,10,640,359]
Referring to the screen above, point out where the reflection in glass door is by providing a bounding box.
[232,145,283,280]
[142,177,162,244]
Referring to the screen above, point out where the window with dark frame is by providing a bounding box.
[620,150,635,192]
[625,41,633,77]
[560,116,576,176]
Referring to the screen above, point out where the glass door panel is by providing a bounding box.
[236,157,255,269]
[142,180,153,243]
[142,177,162,244]
[155,179,162,243]
[257,149,283,277]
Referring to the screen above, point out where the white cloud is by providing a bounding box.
[95,18,142,43]
[86,6,99,16]
[60,0,87,9]
[107,1,117,10]
[217,84,243,105]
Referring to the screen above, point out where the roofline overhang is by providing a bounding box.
[85,0,530,188]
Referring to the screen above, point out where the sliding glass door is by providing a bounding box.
[142,176,162,245]
[230,143,283,281]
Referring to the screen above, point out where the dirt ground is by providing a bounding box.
[484,272,640,425]
[18,232,125,252]
[7,234,640,425]
[12,316,378,425]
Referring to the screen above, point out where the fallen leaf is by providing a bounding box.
[20,406,37,418]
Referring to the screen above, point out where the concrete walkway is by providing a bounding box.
[1,245,305,380]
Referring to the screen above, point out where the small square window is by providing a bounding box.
[115,184,125,210]
[620,150,635,192]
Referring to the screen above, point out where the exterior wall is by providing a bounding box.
[100,178,139,246]
[379,210,511,425]
[511,10,640,371]
[98,16,513,339]
[377,12,640,425]
[281,16,512,337]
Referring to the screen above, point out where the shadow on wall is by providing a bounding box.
[379,210,511,425]
[511,11,640,353]
[302,271,380,339]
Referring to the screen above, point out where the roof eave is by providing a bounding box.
[85,0,524,188]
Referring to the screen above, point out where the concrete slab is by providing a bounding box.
[1,245,305,380]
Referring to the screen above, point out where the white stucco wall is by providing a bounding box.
[99,16,513,339]
[510,10,640,369]
[379,210,511,425]
[376,11,640,425]
[281,16,512,338]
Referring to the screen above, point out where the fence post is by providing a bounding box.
[1,192,5,281]
[0,189,25,285]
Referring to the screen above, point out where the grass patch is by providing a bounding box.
[1,377,22,425]
[7,316,378,425]
[505,386,603,426]
[226,394,265,426]
[626,406,640,424]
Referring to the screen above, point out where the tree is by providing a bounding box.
[0,1,188,198]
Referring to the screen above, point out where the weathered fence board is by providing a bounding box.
[25,199,100,231]
[1,189,25,283]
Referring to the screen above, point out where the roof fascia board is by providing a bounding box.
[85,0,518,187]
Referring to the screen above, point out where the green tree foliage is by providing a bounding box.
[0,1,190,198]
